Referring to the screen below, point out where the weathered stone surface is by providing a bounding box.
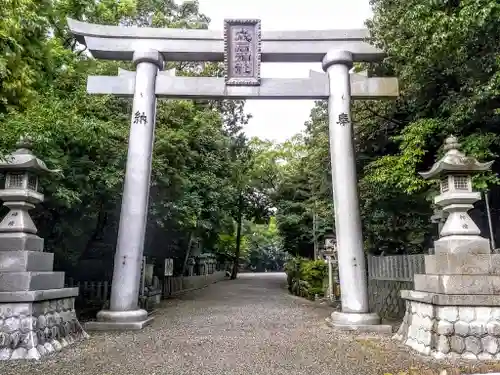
[0,347,11,360]
[433,235,490,255]
[469,321,488,337]
[476,307,492,321]
[450,336,466,354]
[437,335,450,354]
[51,340,62,351]
[438,306,459,322]
[454,321,470,337]
[425,254,493,275]
[481,335,498,354]
[399,293,500,359]
[464,336,482,355]
[10,347,27,359]
[437,320,454,336]
[459,307,475,323]
[421,316,433,330]
[43,342,54,353]
[25,347,41,360]
[419,303,434,318]
[0,297,87,361]
[487,321,500,336]
[478,352,494,360]
[461,351,478,360]
[36,344,46,356]
[60,338,68,348]
[4,317,20,333]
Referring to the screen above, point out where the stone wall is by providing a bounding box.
[0,297,88,360]
[368,279,413,320]
[395,300,500,360]
[367,254,425,320]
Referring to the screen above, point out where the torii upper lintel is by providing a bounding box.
[67,18,384,63]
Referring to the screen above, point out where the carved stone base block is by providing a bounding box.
[0,296,88,360]
[395,296,500,360]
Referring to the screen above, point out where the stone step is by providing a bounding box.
[0,271,64,292]
[425,253,500,275]
[414,274,500,295]
[0,251,54,272]
[434,235,490,255]
[0,232,44,252]
[401,289,500,306]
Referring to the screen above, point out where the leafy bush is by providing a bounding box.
[285,257,327,300]
[285,257,302,292]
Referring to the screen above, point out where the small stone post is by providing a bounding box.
[395,136,500,360]
[0,137,87,361]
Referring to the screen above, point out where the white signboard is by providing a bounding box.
[164,258,174,276]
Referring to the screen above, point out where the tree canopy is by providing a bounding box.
[274,0,500,256]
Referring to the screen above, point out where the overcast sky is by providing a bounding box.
[197,0,373,142]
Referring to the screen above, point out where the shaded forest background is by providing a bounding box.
[1,0,499,281]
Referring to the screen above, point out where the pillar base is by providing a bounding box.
[85,309,153,331]
[327,311,392,334]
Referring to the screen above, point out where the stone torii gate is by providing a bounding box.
[68,18,399,331]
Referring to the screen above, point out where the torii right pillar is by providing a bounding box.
[323,50,389,332]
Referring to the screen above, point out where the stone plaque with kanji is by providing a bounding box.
[224,19,261,86]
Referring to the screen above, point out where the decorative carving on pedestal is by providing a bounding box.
[395,135,500,360]
[0,137,87,360]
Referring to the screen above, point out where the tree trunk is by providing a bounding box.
[231,194,244,280]
[80,201,108,260]
[181,231,194,277]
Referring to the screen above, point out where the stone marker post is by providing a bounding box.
[323,50,381,328]
[0,137,87,360]
[87,50,164,331]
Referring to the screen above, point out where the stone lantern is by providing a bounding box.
[419,135,493,254]
[324,234,336,253]
[0,136,87,361]
[323,234,338,302]
[0,136,59,249]
[394,136,500,361]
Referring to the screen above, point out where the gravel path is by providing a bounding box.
[0,273,490,374]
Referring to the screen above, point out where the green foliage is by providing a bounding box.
[240,217,290,272]
[285,257,327,300]
[274,0,500,256]
[0,0,272,279]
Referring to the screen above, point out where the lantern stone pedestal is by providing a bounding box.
[395,136,500,360]
[0,138,87,361]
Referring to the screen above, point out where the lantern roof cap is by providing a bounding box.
[419,135,493,180]
[0,136,60,174]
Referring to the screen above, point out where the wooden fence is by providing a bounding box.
[367,254,425,282]
[66,271,228,316]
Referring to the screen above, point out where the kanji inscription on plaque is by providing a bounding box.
[224,19,261,86]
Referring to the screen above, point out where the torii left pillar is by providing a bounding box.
[86,49,164,330]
